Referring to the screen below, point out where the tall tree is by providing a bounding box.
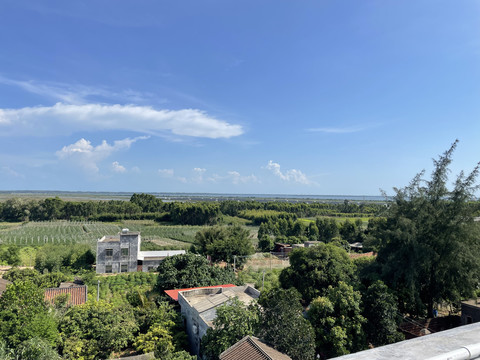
[257,288,316,360]
[376,140,480,317]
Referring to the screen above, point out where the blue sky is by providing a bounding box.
[0,0,479,195]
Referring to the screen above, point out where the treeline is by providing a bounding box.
[0,193,384,225]
[257,217,368,251]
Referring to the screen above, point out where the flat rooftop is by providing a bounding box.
[332,322,480,360]
[180,285,260,326]
[137,250,186,261]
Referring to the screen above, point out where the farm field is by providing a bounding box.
[0,220,203,248]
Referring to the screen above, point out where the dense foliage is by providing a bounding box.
[194,225,254,266]
[308,282,366,358]
[201,298,259,360]
[279,244,355,303]
[257,287,316,360]
[155,253,238,291]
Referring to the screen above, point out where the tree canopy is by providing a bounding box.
[257,288,316,360]
[201,298,259,360]
[155,253,237,291]
[195,225,254,266]
[279,243,355,303]
[308,282,366,358]
[376,140,480,317]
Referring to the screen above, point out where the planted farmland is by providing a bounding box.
[0,220,198,248]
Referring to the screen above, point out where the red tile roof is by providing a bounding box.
[220,336,291,360]
[44,285,88,306]
[165,284,236,301]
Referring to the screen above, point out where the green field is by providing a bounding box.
[0,220,202,248]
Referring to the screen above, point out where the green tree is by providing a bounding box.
[257,288,316,360]
[362,281,404,347]
[376,140,480,317]
[195,226,254,266]
[201,298,259,360]
[0,281,58,347]
[155,253,237,291]
[15,337,61,360]
[58,301,138,359]
[315,218,339,242]
[308,282,366,358]
[257,235,274,252]
[279,243,355,303]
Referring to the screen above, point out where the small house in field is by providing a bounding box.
[96,229,185,274]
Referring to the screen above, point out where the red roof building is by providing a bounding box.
[220,336,292,360]
[164,284,236,301]
[44,284,88,306]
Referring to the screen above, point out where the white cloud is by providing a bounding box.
[56,136,147,173]
[266,160,313,184]
[0,103,244,139]
[112,161,126,173]
[158,169,174,178]
[227,171,259,184]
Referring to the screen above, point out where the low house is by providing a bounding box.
[220,336,291,360]
[96,229,185,274]
[461,298,480,325]
[176,285,260,355]
[44,282,88,306]
[0,278,12,297]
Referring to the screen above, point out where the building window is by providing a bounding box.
[105,249,113,257]
[121,248,129,257]
[105,265,112,273]
[121,264,128,273]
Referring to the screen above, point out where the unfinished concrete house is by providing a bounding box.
[96,229,185,274]
[177,285,260,356]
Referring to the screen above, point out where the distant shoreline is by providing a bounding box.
[0,190,391,202]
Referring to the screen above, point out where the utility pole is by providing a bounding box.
[262,270,265,292]
[233,255,236,272]
[97,280,100,302]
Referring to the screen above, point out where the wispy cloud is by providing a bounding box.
[1,166,25,179]
[266,160,314,185]
[0,75,159,105]
[56,136,148,173]
[306,126,366,134]
[0,103,244,139]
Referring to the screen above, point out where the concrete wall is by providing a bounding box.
[461,302,480,325]
[96,233,139,274]
[178,292,209,355]
[141,259,162,272]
